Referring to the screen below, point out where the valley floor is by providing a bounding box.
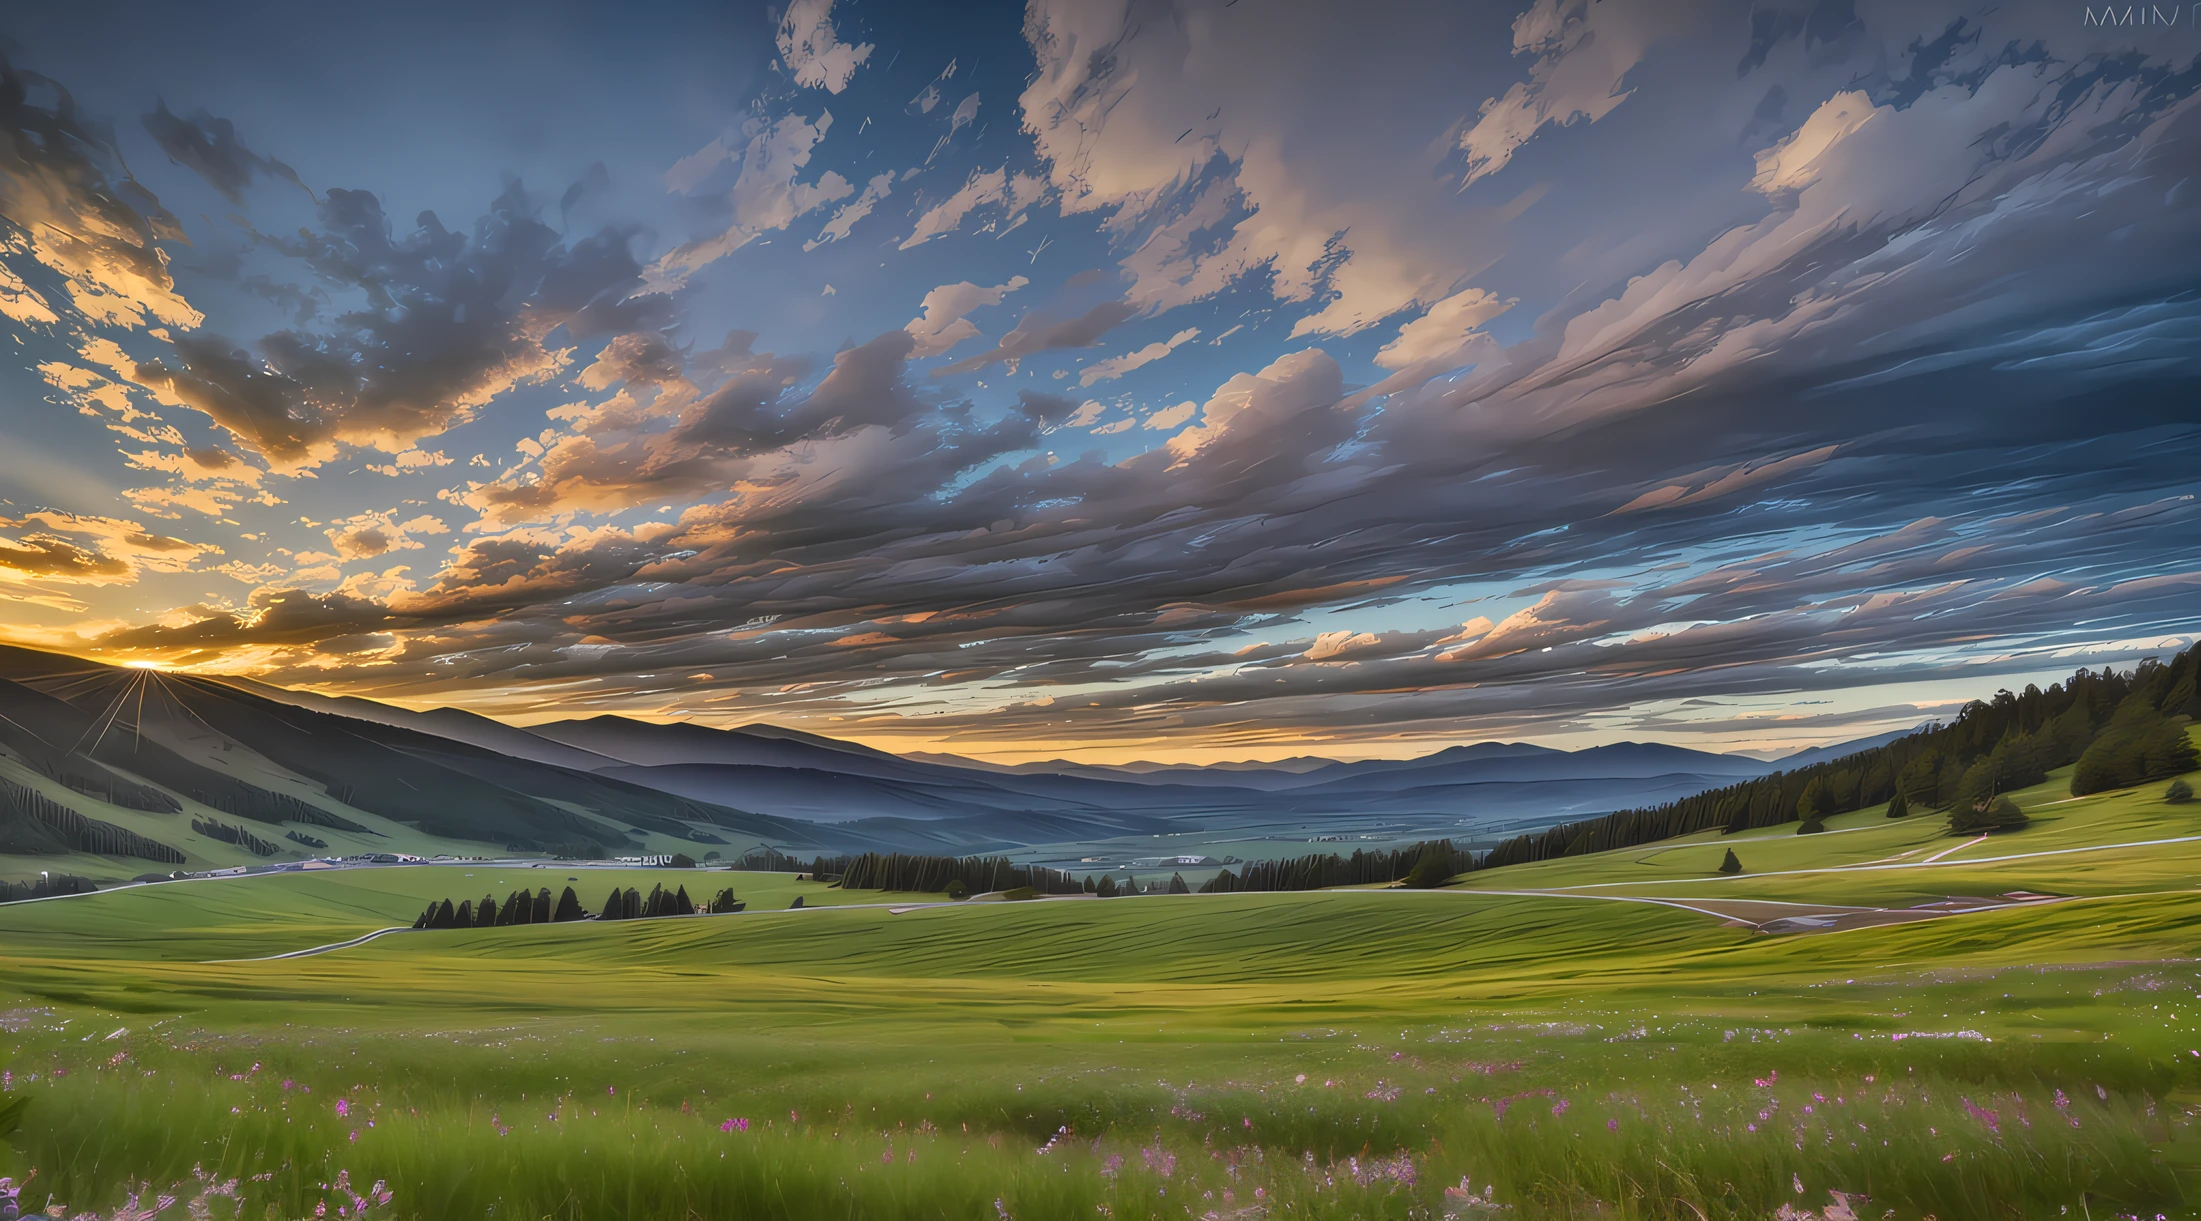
[3,753,2200,1219]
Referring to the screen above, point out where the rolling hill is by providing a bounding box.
[0,644,1921,880]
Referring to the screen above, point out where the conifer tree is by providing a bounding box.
[1795,776,1829,824]
[1083,875,1097,893]
[535,888,554,922]
[1719,795,1749,835]
[675,885,695,915]
[476,895,498,927]
[624,887,641,919]
[1718,848,1742,875]
[413,904,434,929]
[1403,844,1458,888]
[554,887,586,922]
[1167,872,1190,895]
[435,899,456,929]
[454,900,474,927]
[1096,875,1118,898]
[602,887,625,920]
[1886,790,1910,819]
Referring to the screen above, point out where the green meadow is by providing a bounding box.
[4,752,2201,1219]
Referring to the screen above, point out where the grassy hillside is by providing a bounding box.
[1454,726,2201,909]
[1,732,2196,1219]
[5,850,2201,1218]
[0,865,930,962]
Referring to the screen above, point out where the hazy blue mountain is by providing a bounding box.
[0,645,1902,867]
[1773,726,1935,771]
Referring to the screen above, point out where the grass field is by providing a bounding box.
[4,750,2200,1219]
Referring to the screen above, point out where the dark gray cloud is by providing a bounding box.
[14,5,2201,759]
[124,183,670,467]
[936,299,1137,374]
[140,99,309,206]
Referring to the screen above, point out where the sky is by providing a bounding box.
[0,0,2198,765]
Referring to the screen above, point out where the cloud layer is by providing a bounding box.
[0,3,2198,762]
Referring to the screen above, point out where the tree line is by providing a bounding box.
[1469,646,2201,873]
[0,716,179,813]
[414,885,589,929]
[1200,840,1466,893]
[0,873,98,904]
[412,883,747,928]
[836,852,1086,895]
[600,883,698,919]
[191,816,279,856]
[0,779,184,863]
[736,847,855,875]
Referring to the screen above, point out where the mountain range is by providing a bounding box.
[0,643,1919,873]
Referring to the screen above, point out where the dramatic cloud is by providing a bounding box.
[112,184,651,469]
[0,512,218,586]
[1019,0,1502,334]
[6,2,2201,763]
[0,55,200,330]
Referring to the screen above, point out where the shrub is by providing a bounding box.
[1796,818,1825,835]
[2168,779,2195,805]
[1948,795,2029,836]
[1717,849,1742,875]
[945,879,969,901]
[1,874,96,904]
